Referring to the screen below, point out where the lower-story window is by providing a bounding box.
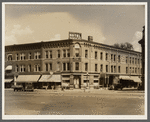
[28,65,31,72]
[20,65,25,72]
[34,64,40,72]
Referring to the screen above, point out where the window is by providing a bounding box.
[118,66,120,73]
[138,59,139,64]
[135,58,137,64]
[126,56,128,63]
[85,50,88,58]
[63,50,66,57]
[100,64,103,72]
[63,63,66,71]
[132,58,134,64]
[50,50,52,58]
[132,67,134,73]
[67,63,70,70]
[34,65,40,72]
[34,52,40,59]
[138,68,140,74]
[16,65,19,72]
[75,48,79,57]
[130,67,132,73]
[114,66,116,73]
[58,50,60,58]
[95,64,97,72]
[45,63,48,71]
[75,62,79,70]
[28,65,31,72]
[130,57,131,64]
[126,67,128,74]
[95,51,97,59]
[20,65,25,72]
[57,62,60,71]
[135,68,137,74]
[111,65,113,73]
[16,54,19,60]
[114,55,116,62]
[45,51,48,58]
[8,54,12,61]
[85,63,88,71]
[100,52,103,60]
[28,53,31,59]
[20,53,25,60]
[106,65,108,72]
[106,53,108,61]
[118,55,120,62]
[111,54,113,61]
[67,49,70,57]
[49,63,52,70]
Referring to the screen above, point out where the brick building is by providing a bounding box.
[5,32,142,89]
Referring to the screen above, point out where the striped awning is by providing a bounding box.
[16,75,40,83]
[130,76,142,83]
[5,79,13,83]
[39,75,61,82]
[119,76,131,80]
[5,65,12,70]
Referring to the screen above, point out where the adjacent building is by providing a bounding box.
[5,32,142,89]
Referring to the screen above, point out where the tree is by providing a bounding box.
[113,42,134,50]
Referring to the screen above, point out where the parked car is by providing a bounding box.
[12,85,24,91]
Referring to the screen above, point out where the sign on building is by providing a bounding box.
[69,32,82,40]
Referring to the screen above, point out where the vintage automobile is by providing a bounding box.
[13,83,34,92]
[12,85,24,91]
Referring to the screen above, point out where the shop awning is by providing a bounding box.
[119,76,131,80]
[130,76,142,83]
[5,65,12,70]
[16,75,40,83]
[5,79,13,83]
[39,75,61,82]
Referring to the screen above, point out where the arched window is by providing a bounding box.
[75,44,80,57]
[7,54,12,61]
[34,64,40,72]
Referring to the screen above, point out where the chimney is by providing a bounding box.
[88,36,93,41]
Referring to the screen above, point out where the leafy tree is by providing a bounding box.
[113,42,134,50]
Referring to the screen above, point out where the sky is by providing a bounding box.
[4,3,145,52]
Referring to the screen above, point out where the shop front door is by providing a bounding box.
[74,76,81,89]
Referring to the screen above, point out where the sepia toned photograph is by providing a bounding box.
[2,2,147,120]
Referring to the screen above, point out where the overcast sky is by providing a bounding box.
[4,3,145,52]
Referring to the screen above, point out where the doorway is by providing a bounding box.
[73,76,81,89]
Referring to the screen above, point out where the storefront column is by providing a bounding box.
[89,75,94,89]
[14,76,16,86]
[80,74,84,89]
[70,74,74,90]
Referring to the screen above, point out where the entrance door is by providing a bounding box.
[74,76,81,89]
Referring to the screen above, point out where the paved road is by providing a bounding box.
[4,89,144,115]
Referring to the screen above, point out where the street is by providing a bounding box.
[4,89,144,115]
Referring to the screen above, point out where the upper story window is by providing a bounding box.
[130,67,132,73]
[106,53,108,61]
[49,63,52,70]
[118,66,120,73]
[15,65,19,72]
[45,63,48,71]
[111,65,113,73]
[63,50,66,58]
[85,50,88,58]
[114,66,116,73]
[106,65,108,72]
[126,56,128,63]
[75,62,79,70]
[95,51,97,59]
[132,58,134,64]
[20,65,25,72]
[126,67,128,74]
[130,57,131,64]
[135,68,137,74]
[67,49,70,57]
[45,51,48,58]
[85,63,88,71]
[16,54,19,60]
[100,52,103,60]
[20,53,25,60]
[111,54,113,61]
[100,64,103,72]
[67,63,70,70]
[34,52,40,59]
[28,53,31,60]
[28,65,31,72]
[118,55,120,62]
[132,67,134,73]
[57,62,60,71]
[63,63,66,71]
[95,64,97,72]
[34,64,40,72]
[50,50,52,58]
[75,44,80,57]
[7,54,12,61]
[58,50,60,58]
[114,55,116,62]
[135,58,137,64]
[138,59,139,64]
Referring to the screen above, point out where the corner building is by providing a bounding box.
[5,32,142,89]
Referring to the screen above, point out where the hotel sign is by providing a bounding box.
[69,32,82,40]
